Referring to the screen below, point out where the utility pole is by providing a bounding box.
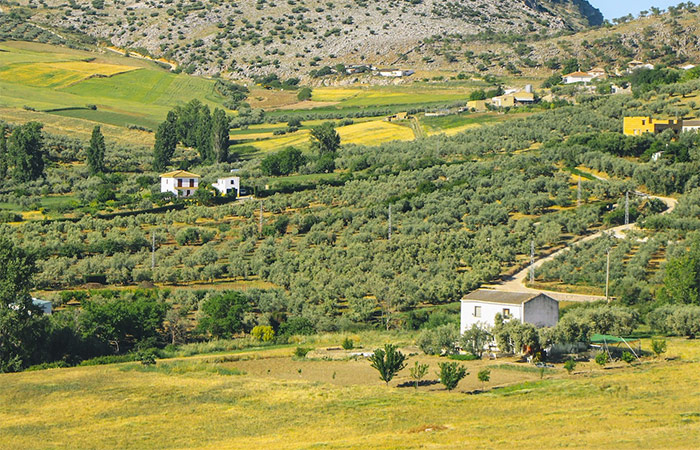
[388,205,392,241]
[624,191,630,226]
[605,248,611,303]
[258,201,263,235]
[151,230,156,269]
[529,240,535,284]
[577,176,582,207]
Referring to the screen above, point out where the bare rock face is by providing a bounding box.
[23,0,601,77]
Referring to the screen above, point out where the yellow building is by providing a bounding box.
[623,116,682,136]
[466,100,488,111]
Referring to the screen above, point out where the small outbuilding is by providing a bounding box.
[460,289,558,333]
[212,176,240,196]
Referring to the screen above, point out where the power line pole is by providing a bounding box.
[529,240,535,284]
[151,230,156,269]
[605,248,611,303]
[577,176,582,207]
[258,201,263,235]
[624,191,630,225]
[388,205,392,241]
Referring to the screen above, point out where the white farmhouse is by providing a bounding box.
[460,289,558,333]
[160,170,200,198]
[563,71,595,84]
[212,176,240,196]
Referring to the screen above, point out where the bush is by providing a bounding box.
[564,358,577,374]
[341,336,354,350]
[251,325,275,342]
[294,346,310,358]
[651,338,667,357]
[437,361,467,390]
[417,324,458,355]
[460,324,491,357]
[621,351,635,364]
[595,352,609,366]
[477,368,491,388]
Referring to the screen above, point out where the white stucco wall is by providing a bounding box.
[213,176,240,195]
[523,295,559,327]
[160,177,198,197]
[460,300,522,334]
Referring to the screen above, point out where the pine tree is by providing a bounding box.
[87,125,106,174]
[153,111,178,171]
[211,108,230,163]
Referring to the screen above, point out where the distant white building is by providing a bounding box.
[460,289,558,334]
[627,60,655,73]
[681,64,696,71]
[160,170,200,198]
[563,71,595,84]
[212,176,240,196]
[377,69,414,77]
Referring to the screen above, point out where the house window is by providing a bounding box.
[474,306,481,317]
[503,308,510,317]
[177,178,183,187]
[190,178,195,187]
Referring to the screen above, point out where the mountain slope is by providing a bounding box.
[15,0,601,77]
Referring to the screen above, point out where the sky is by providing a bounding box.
[589,0,685,19]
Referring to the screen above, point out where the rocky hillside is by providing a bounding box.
[13,0,601,77]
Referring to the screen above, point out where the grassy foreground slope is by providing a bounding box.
[2,339,700,449]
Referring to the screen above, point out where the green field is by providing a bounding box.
[2,337,700,449]
[0,41,226,131]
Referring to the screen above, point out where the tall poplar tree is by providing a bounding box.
[87,125,106,174]
[153,111,178,171]
[211,107,230,163]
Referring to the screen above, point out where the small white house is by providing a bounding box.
[160,170,200,198]
[460,289,558,334]
[212,176,240,196]
[563,71,595,84]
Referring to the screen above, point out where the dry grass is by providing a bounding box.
[2,338,700,449]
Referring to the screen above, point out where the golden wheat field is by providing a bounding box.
[1,337,700,449]
[0,61,138,89]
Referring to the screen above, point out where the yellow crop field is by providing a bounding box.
[338,120,415,144]
[2,338,700,449]
[0,61,138,89]
[311,87,364,101]
[236,120,415,153]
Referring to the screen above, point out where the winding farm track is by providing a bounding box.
[484,172,678,302]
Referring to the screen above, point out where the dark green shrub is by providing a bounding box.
[437,361,467,390]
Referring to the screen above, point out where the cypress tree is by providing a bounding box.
[87,125,106,174]
[0,124,7,178]
[153,111,178,171]
[211,108,230,163]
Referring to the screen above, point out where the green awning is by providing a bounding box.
[590,334,637,344]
